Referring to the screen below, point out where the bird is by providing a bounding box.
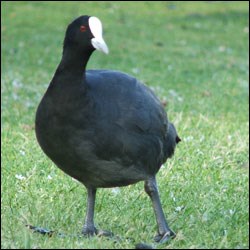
[35,15,181,244]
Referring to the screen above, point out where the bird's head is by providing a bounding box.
[63,15,109,55]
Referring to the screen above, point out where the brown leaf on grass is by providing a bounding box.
[21,124,35,131]
[201,90,211,97]
[161,98,168,107]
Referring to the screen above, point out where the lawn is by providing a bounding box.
[1,1,249,249]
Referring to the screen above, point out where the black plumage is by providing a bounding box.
[35,15,180,243]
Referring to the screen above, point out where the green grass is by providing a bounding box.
[1,1,249,249]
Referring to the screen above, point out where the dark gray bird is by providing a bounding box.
[35,15,181,243]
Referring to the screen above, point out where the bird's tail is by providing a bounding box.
[163,122,181,160]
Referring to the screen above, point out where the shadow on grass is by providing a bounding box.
[182,10,249,24]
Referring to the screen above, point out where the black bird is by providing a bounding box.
[35,15,181,243]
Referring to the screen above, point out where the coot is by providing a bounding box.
[35,15,181,243]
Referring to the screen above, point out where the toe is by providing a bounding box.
[154,230,176,243]
[97,229,114,237]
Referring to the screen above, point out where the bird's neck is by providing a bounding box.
[53,48,93,85]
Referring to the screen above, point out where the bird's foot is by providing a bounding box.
[154,229,176,243]
[82,225,98,237]
[82,225,113,238]
[26,224,55,237]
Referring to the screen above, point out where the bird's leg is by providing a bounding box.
[144,176,176,243]
[82,187,98,236]
[82,187,113,238]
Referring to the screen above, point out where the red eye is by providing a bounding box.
[80,25,87,32]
